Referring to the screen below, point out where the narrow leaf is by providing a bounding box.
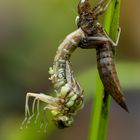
[88,0,121,140]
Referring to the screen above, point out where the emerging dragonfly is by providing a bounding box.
[21,0,128,130]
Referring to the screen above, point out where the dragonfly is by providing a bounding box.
[21,0,128,131]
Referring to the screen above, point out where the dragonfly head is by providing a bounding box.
[78,0,96,35]
[53,115,74,129]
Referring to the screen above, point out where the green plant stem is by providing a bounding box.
[88,0,121,140]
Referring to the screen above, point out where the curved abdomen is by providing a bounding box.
[96,43,128,112]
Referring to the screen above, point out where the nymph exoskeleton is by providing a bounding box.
[78,0,128,112]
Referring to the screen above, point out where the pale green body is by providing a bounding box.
[22,28,86,129]
[48,28,85,128]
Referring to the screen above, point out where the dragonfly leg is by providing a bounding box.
[93,0,106,11]
[79,21,120,49]
[35,98,40,123]
[94,0,112,16]
[103,27,121,46]
[26,97,38,125]
[96,22,121,46]
[79,36,109,49]
[21,92,60,128]
[21,92,33,128]
[39,108,48,133]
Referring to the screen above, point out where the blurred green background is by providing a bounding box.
[0,0,140,140]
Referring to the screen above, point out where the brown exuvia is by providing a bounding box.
[96,43,128,112]
[78,0,128,112]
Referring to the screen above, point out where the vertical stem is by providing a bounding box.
[88,75,104,140]
[88,0,121,140]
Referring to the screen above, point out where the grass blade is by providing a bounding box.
[88,0,121,140]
